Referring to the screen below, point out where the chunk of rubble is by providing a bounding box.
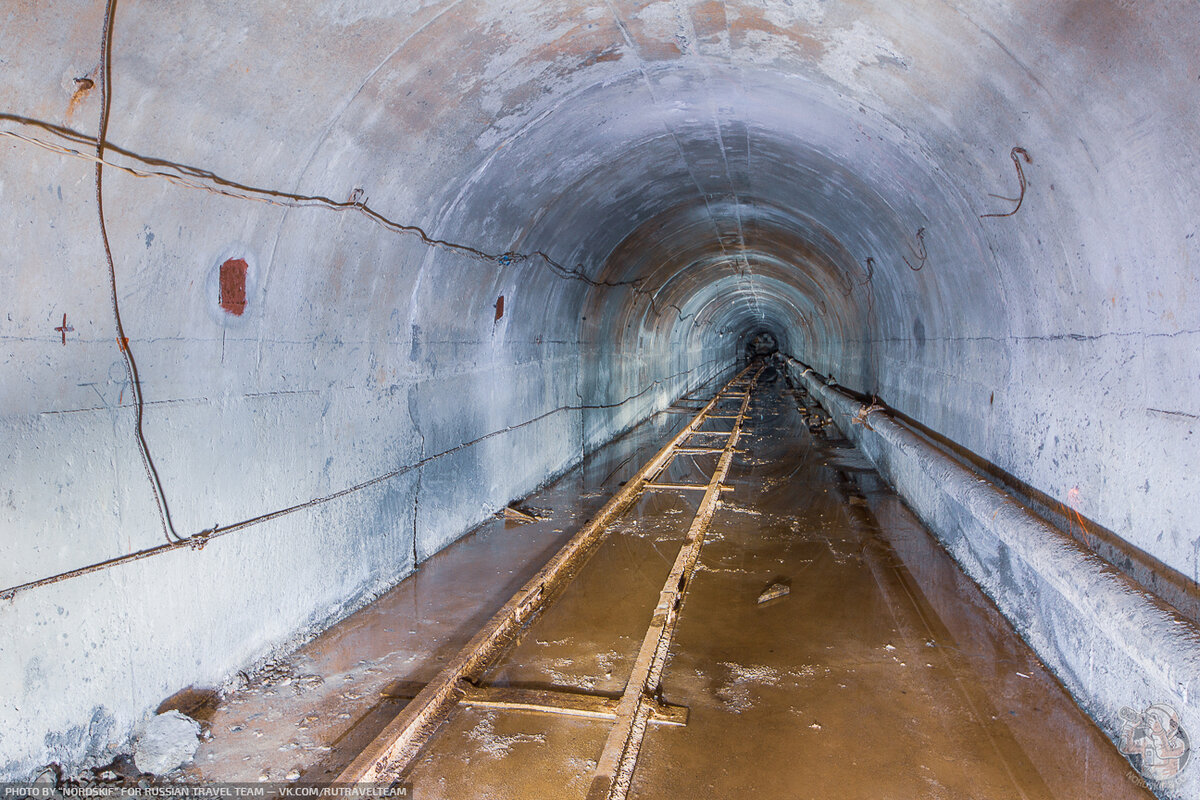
[756,580,791,604]
[133,710,200,775]
[500,505,540,523]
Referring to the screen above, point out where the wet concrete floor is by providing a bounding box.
[187,367,1152,798]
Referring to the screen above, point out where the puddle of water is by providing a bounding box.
[628,373,1153,800]
[412,370,1152,800]
[185,370,1153,799]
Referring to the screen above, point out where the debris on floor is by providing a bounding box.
[756,579,791,604]
[501,505,542,523]
[133,710,201,775]
[88,755,143,783]
[807,413,833,432]
[716,662,783,713]
[465,713,547,758]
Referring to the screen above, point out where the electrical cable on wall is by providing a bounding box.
[0,120,641,292]
[0,116,781,321]
[0,359,728,601]
[94,0,183,545]
[0,108,726,582]
[0,1,743,597]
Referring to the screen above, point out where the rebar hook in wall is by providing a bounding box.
[981,146,1032,219]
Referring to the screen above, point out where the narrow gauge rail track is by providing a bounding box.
[336,365,765,797]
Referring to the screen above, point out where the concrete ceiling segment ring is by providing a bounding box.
[532,69,990,366]
[25,0,1186,374]
[671,272,822,357]
[646,261,831,361]
[237,5,949,364]
[630,209,860,318]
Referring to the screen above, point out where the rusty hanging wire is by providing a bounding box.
[94,0,183,544]
[980,146,1032,219]
[841,256,875,295]
[903,227,927,271]
[841,256,876,314]
[840,263,857,299]
[862,256,876,313]
[641,292,696,324]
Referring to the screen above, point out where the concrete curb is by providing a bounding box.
[788,360,1200,799]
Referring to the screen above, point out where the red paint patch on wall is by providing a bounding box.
[494,295,504,322]
[219,258,248,315]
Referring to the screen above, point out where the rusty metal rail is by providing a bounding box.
[586,367,762,800]
[336,366,758,783]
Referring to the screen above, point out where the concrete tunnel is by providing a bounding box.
[2,0,1199,796]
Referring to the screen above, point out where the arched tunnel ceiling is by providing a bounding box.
[2,4,1199,771]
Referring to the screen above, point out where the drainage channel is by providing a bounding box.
[335,367,764,787]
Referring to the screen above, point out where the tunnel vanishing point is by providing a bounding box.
[2,1,1199,797]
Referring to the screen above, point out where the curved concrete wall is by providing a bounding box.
[1,0,1197,780]
[792,360,1200,800]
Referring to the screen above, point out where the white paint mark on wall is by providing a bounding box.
[819,20,910,86]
